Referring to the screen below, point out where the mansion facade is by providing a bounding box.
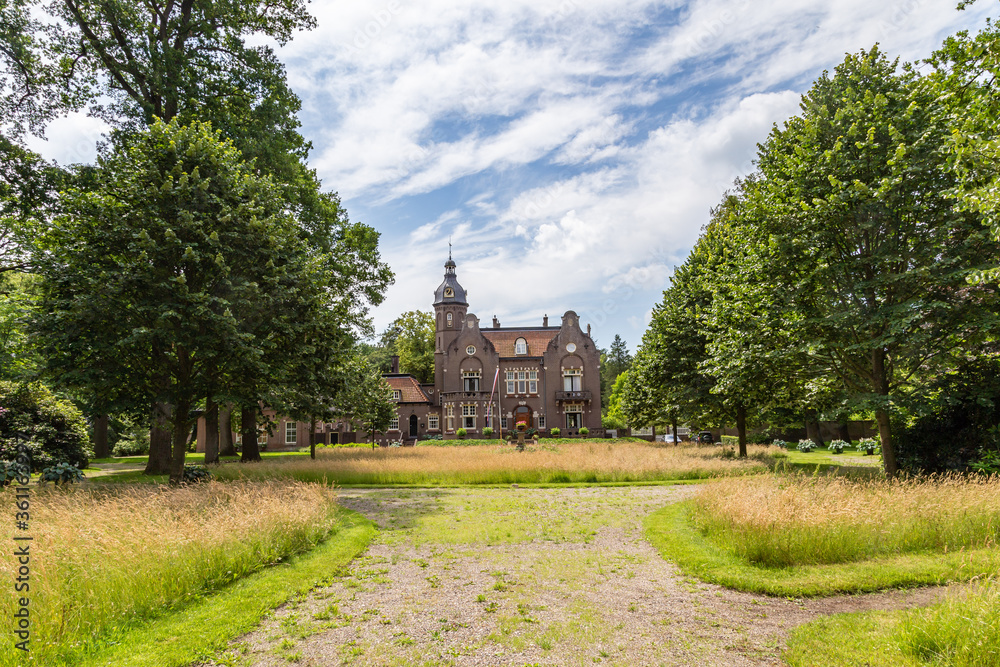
[384,255,602,441]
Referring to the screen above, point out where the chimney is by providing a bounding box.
[493,315,500,328]
[391,355,399,374]
[543,314,549,327]
[587,324,591,336]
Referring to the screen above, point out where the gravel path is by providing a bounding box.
[206,485,949,667]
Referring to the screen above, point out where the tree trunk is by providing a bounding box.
[93,414,109,459]
[169,401,191,485]
[218,403,236,456]
[310,418,317,460]
[204,398,219,465]
[804,409,824,447]
[240,405,262,462]
[735,403,748,458]
[672,419,679,447]
[838,419,851,443]
[872,347,897,476]
[145,402,172,475]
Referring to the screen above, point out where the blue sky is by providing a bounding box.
[27,0,995,351]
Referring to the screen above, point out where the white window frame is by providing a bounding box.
[462,370,481,392]
[389,417,399,431]
[392,389,401,401]
[501,416,508,429]
[462,403,477,430]
[285,421,297,444]
[447,312,453,327]
[428,414,439,430]
[515,338,527,355]
[538,415,546,428]
[563,368,582,392]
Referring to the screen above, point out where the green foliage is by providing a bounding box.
[482,427,494,437]
[578,427,589,436]
[829,440,849,454]
[893,355,1000,473]
[796,440,817,453]
[0,381,92,470]
[111,416,151,457]
[549,427,560,437]
[456,427,467,439]
[0,459,28,486]
[182,465,212,483]
[379,310,435,382]
[38,462,84,485]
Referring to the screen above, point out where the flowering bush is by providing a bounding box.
[829,439,849,454]
[39,462,85,485]
[772,439,789,450]
[859,438,881,455]
[515,420,528,431]
[797,439,817,453]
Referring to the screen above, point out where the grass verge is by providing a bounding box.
[643,501,1000,597]
[74,508,376,667]
[785,579,1000,666]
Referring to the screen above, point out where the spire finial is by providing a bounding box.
[448,236,452,261]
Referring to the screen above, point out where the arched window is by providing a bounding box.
[515,337,527,355]
[447,312,453,327]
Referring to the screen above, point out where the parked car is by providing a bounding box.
[697,431,713,444]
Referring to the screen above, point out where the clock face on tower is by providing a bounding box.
[444,287,454,298]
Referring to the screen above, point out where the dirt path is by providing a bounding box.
[207,486,950,667]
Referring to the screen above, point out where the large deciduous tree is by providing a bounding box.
[34,119,320,483]
[755,47,999,475]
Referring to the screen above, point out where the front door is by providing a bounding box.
[513,406,532,430]
[409,414,418,438]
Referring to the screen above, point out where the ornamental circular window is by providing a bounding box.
[566,343,577,353]
[466,345,476,355]
[444,287,454,297]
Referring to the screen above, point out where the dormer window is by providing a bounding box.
[392,390,401,401]
[515,338,527,355]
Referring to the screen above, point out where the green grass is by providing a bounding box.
[775,445,882,469]
[785,579,1000,666]
[643,501,1000,597]
[73,509,376,667]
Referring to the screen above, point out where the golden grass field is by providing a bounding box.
[0,481,341,667]
[692,473,1000,567]
[212,441,780,485]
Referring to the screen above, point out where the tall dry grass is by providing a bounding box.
[692,474,1000,567]
[899,577,1000,666]
[212,441,777,485]
[0,481,340,666]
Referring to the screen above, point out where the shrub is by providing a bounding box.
[579,427,589,436]
[182,465,212,483]
[482,427,494,437]
[419,434,443,441]
[796,439,817,453]
[772,439,789,450]
[602,414,626,431]
[0,382,92,471]
[39,462,84,485]
[549,427,560,437]
[829,439,849,454]
[0,460,29,487]
[456,427,467,439]
[858,437,880,455]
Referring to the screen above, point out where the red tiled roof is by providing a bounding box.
[385,375,432,403]
[482,329,559,357]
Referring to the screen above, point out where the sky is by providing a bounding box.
[27,0,995,351]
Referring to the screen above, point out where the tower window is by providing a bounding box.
[447,312,453,327]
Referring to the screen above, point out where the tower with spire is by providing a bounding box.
[433,247,469,386]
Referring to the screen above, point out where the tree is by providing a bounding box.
[34,119,321,483]
[600,334,632,410]
[335,356,396,449]
[383,311,435,382]
[755,47,1000,474]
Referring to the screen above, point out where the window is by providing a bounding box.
[563,368,582,392]
[462,370,480,392]
[501,416,508,429]
[258,429,267,445]
[462,404,477,429]
[447,312,453,327]
[446,404,454,431]
[428,414,439,430]
[389,417,399,430]
[466,345,476,355]
[515,337,527,355]
[505,370,538,395]
[538,415,546,428]
[392,390,401,400]
[285,421,297,444]
[566,403,583,429]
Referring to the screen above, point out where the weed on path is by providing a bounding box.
[201,487,952,667]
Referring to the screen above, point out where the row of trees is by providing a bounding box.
[623,17,1000,475]
[1,0,395,481]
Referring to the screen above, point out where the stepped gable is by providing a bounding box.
[385,375,432,403]
[481,328,559,358]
